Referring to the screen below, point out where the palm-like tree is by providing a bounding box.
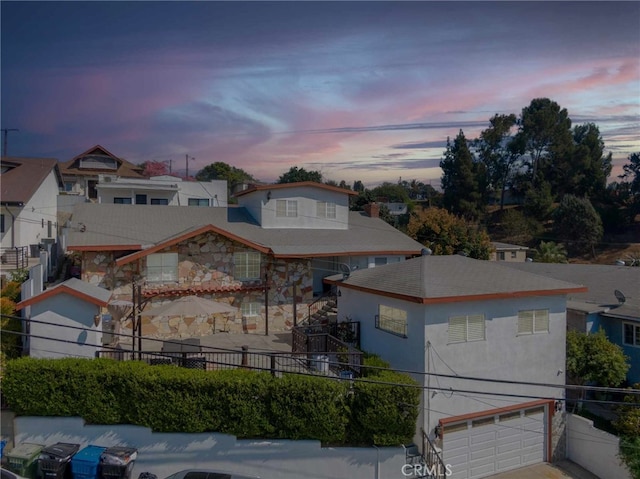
[534,241,568,263]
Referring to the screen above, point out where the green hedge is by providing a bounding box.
[2,357,419,446]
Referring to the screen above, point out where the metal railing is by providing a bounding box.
[0,246,28,270]
[421,428,447,479]
[291,327,363,376]
[300,290,337,326]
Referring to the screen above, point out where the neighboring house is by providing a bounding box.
[0,157,63,264]
[58,145,145,200]
[490,242,529,262]
[66,182,424,339]
[15,278,111,359]
[95,174,228,207]
[501,262,640,385]
[326,254,586,479]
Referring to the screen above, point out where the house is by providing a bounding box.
[490,242,530,262]
[58,145,145,200]
[66,181,424,339]
[15,277,111,359]
[500,262,640,385]
[326,254,586,479]
[0,157,64,267]
[95,174,228,207]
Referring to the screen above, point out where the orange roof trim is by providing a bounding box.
[234,181,359,198]
[16,285,111,311]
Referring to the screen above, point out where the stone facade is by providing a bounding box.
[82,232,315,340]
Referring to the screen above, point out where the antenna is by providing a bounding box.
[614,290,626,304]
[1,128,19,156]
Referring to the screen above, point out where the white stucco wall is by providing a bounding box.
[338,289,567,435]
[28,294,102,359]
[98,187,177,205]
[1,169,60,249]
[14,417,409,479]
[566,414,632,479]
[239,186,350,229]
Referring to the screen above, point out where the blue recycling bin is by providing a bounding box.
[71,445,106,479]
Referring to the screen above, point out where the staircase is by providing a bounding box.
[300,292,338,326]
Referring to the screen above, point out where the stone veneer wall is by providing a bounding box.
[82,232,315,339]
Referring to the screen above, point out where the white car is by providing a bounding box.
[139,470,260,479]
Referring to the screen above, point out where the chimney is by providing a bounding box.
[364,203,380,218]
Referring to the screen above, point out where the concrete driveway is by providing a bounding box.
[488,461,600,479]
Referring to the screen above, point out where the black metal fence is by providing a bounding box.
[0,246,28,270]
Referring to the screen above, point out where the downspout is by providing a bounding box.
[3,204,16,248]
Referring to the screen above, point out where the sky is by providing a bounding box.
[1,1,639,188]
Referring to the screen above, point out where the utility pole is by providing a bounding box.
[1,128,19,157]
[185,154,195,181]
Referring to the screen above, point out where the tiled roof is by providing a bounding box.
[329,255,585,303]
[0,157,62,204]
[492,241,529,251]
[58,145,145,179]
[67,203,424,258]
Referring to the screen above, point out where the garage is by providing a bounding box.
[440,400,551,479]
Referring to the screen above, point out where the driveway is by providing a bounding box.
[488,461,600,479]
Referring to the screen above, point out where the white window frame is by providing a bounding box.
[376,305,407,337]
[316,201,336,219]
[241,302,260,317]
[517,309,550,335]
[233,251,261,280]
[188,198,209,206]
[114,197,132,204]
[146,252,178,284]
[448,314,485,343]
[623,322,640,347]
[276,199,297,217]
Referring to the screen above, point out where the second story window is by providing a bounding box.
[316,201,336,219]
[233,251,261,280]
[114,197,132,204]
[188,198,209,206]
[448,314,485,343]
[151,198,169,205]
[376,305,408,337]
[146,252,178,284]
[518,309,549,334]
[276,199,297,217]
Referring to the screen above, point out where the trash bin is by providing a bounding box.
[99,447,137,479]
[71,445,106,479]
[37,442,79,479]
[5,442,43,478]
[29,244,40,258]
[0,439,6,458]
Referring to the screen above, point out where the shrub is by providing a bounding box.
[1,281,22,302]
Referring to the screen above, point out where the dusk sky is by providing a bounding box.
[2,1,639,187]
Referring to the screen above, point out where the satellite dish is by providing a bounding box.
[614,290,626,304]
[421,248,432,256]
[339,263,352,280]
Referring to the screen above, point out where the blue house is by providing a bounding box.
[503,262,640,385]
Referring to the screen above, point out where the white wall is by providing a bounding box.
[566,413,632,479]
[14,417,409,479]
[99,187,177,205]
[338,289,567,435]
[29,294,102,359]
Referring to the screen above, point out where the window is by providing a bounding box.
[150,198,168,205]
[0,214,4,233]
[188,198,209,206]
[146,253,178,283]
[448,314,485,343]
[47,220,52,238]
[64,182,74,192]
[518,309,549,334]
[497,252,505,261]
[276,199,297,217]
[241,302,260,317]
[135,194,147,205]
[374,257,387,267]
[376,305,407,337]
[114,197,132,204]
[623,323,640,347]
[234,252,261,280]
[511,251,517,259]
[316,201,336,218]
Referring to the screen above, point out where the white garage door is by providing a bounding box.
[442,404,547,479]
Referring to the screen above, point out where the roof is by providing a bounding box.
[58,145,145,179]
[67,203,424,260]
[0,157,62,205]
[16,278,112,310]
[234,181,359,198]
[500,262,640,320]
[492,242,529,251]
[326,254,586,304]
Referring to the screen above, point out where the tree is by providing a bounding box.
[566,329,629,392]
[621,152,640,195]
[614,384,640,479]
[569,123,612,199]
[496,208,543,245]
[475,114,522,210]
[141,160,170,178]
[353,180,365,192]
[195,162,256,194]
[277,166,323,184]
[370,182,411,204]
[523,180,554,221]
[552,195,603,256]
[533,241,567,263]
[406,207,492,260]
[440,130,486,220]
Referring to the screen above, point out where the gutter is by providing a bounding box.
[3,204,17,248]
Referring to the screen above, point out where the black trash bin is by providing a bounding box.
[99,447,138,479]
[37,442,79,479]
